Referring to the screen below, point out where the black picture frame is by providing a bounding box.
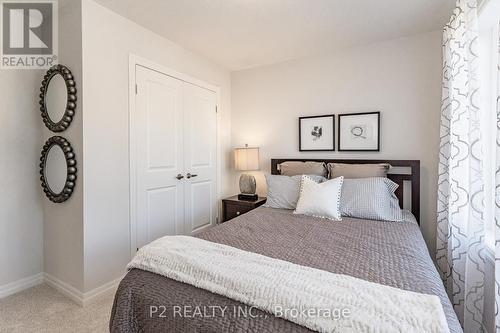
[338,111,380,152]
[299,114,335,152]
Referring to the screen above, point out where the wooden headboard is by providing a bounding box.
[271,159,420,223]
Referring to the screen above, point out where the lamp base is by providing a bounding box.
[239,173,256,194]
[238,193,258,201]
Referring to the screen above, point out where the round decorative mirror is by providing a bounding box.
[40,136,77,203]
[39,65,77,132]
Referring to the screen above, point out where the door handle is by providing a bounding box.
[186,173,198,179]
[175,174,184,180]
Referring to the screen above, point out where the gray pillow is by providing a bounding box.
[264,174,326,210]
[328,163,391,179]
[280,161,327,177]
[339,177,403,222]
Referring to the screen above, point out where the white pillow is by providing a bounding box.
[294,176,344,221]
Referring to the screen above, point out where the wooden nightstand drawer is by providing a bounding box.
[222,196,267,222]
[224,203,253,220]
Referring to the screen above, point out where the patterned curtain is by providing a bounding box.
[436,0,486,331]
[495,21,500,333]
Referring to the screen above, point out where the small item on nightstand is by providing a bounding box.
[234,144,260,201]
[238,193,258,201]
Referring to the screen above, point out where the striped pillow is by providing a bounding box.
[339,177,403,222]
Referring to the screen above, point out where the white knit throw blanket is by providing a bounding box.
[128,236,449,333]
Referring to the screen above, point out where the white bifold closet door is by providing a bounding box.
[134,65,217,250]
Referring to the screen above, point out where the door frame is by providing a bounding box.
[128,54,221,259]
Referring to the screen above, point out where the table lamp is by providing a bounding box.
[234,144,260,201]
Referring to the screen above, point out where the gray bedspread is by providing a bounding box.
[110,207,462,333]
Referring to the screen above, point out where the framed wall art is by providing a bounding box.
[299,115,335,151]
[338,112,380,151]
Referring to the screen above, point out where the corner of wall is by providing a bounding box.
[42,0,85,293]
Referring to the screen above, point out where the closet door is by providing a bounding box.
[134,65,185,249]
[183,83,217,234]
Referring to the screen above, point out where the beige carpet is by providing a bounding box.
[0,284,114,333]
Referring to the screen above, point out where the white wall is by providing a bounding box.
[80,0,231,292]
[231,31,442,254]
[0,70,44,293]
[43,0,85,291]
[1,0,84,297]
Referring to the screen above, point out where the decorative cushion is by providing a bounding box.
[339,177,403,222]
[280,161,327,177]
[294,176,344,221]
[327,163,391,179]
[264,175,326,210]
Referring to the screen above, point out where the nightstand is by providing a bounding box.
[222,196,267,222]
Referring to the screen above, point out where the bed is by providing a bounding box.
[110,159,461,333]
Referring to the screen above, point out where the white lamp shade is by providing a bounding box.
[234,147,260,171]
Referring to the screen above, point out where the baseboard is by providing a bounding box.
[1,272,122,306]
[0,273,44,299]
[43,273,123,306]
[82,276,122,306]
[43,273,85,306]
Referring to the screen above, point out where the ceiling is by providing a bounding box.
[94,0,454,71]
